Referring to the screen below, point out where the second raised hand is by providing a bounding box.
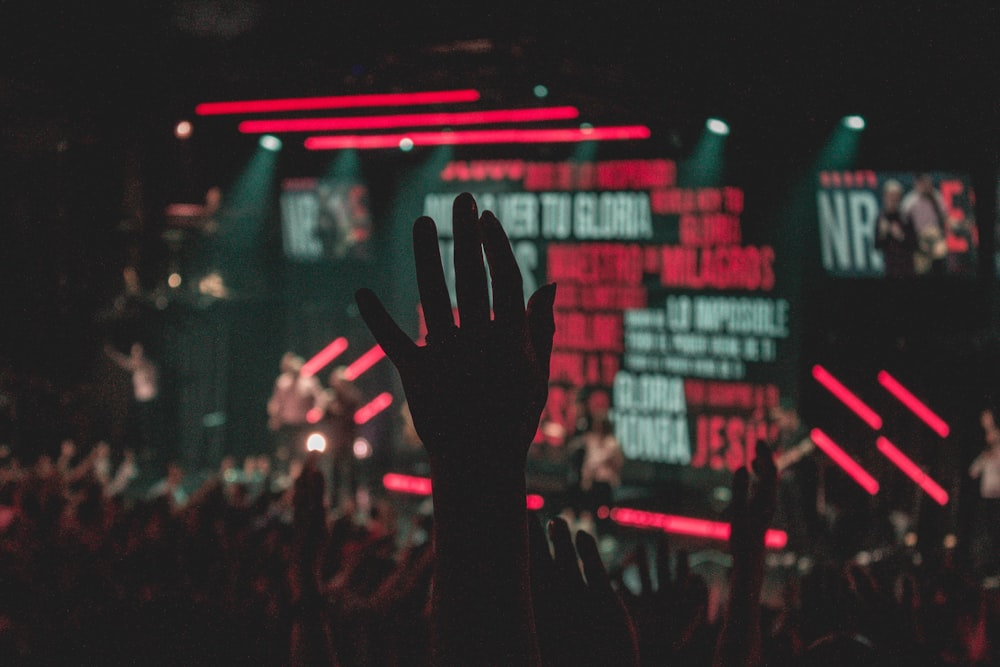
[355,192,556,468]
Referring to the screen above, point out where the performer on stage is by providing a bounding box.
[320,366,362,504]
[770,400,821,549]
[105,342,162,465]
[267,352,324,455]
[969,408,1000,575]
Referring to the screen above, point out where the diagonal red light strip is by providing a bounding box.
[354,391,393,425]
[609,507,788,549]
[877,371,950,437]
[239,106,580,133]
[381,473,546,510]
[812,365,883,429]
[342,345,386,382]
[810,428,880,495]
[876,436,949,506]
[300,337,349,378]
[195,89,481,115]
[303,126,652,150]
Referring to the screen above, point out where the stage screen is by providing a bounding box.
[817,170,976,279]
[280,177,372,262]
[401,158,800,492]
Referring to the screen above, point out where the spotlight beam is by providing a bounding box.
[810,428,880,495]
[812,365,883,429]
[196,89,481,115]
[609,507,788,549]
[239,107,581,133]
[876,436,949,506]
[878,371,950,437]
[304,126,651,150]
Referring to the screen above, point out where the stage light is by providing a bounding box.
[810,428,880,495]
[306,408,323,424]
[174,120,193,139]
[608,507,788,549]
[876,436,949,506]
[842,115,866,130]
[399,137,414,151]
[306,433,327,453]
[352,437,373,460]
[259,135,282,151]
[904,531,918,547]
[300,337,349,379]
[383,473,433,496]
[812,365,883,429]
[877,371,950,437]
[304,125,652,150]
[526,494,545,510]
[167,272,182,288]
[342,345,386,381]
[706,118,730,136]
[533,84,549,99]
[354,392,393,425]
[196,89,482,115]
[238,107,580,133]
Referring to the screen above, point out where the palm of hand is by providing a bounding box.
[355,193,555,467]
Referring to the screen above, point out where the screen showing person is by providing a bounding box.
[817,170,976,278]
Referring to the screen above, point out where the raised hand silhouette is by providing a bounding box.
[356,193,556,666]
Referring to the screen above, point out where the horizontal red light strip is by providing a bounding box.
[354,391,393,425]
[812,365,883,430]
[343,345,386,382]
[382,473,433,496]
[876,436,949,505]
[300,337,349,378]
[196,89,481,115]
[810,428,880,495]
[304,126,652,150]
[381,473,545,510]
[609,507,788,549]
[239,106,580,133]
[878,371,950,437]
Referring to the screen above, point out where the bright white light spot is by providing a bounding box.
[533,84,549,99]
[174,120,193,140]
[168,273,182,288]
[843,115,866,130]
[706,118,730,136]
[259,135,282,151]
[306,433,327,452]
[399,137,414,151]
[352,437,372,459]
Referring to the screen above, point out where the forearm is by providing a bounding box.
[429,456,539,666]
[714,554,764,667]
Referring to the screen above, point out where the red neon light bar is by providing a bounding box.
[812,365,883,430]
[300,337,349,378]
[382,473,433,496]
[196,89,481,115]
[304,126,652,150]
[381,473,546,510]
[354,391,393,425]
[343,345,386,382]
[239,106,580,133]
[609,507,788,550]
[876,436,949,506]
[878,371,950,438]
[810,428,880,495]
[526,494,545,510]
